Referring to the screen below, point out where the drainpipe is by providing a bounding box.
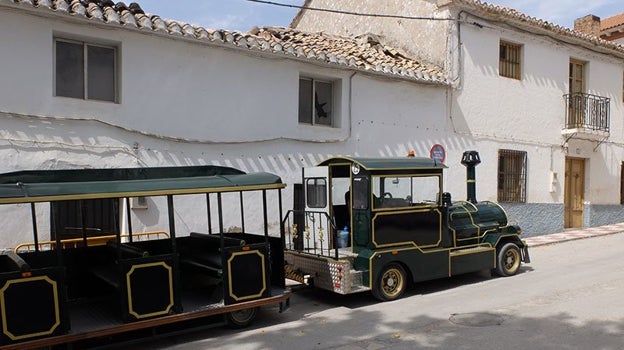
[454,10,466,87]
[347,71,357,142]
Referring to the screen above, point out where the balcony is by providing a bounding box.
[563,92,610,140]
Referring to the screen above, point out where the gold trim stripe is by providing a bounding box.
[0,276,61,340]
[227,250,267,301]
[0,183,286,205]
[371,209,443,249]
[126,261,174,319]
[367,244,452,287]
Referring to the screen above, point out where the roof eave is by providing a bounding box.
[0,1,449,86]
[449,0,624,59]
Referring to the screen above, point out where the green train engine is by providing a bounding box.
[283,150,530,301]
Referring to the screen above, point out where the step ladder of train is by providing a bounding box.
[348,269,371,292]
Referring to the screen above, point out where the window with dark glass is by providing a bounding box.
[306,178,327,208]
[352,177,369,210]
[55,38,117,102]
[298,77,333,126]
[497,149,527,202]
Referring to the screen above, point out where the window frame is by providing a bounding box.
[371,174,442,210]
[54,37,119,103]
[569,58,586,94]
[497,149,527,203]
[305,177,328,208]
[298,76,334,127]
[499,40,522,80]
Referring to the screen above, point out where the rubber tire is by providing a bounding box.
[496,243,521,277]
[372,263,407,301]
[226,307,258,328]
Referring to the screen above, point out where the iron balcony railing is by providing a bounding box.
[564,92,610,132]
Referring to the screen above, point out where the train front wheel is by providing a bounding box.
[496,243,521,277]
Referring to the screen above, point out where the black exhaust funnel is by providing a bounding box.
[461,151,481,203]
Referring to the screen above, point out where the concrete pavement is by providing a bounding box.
[523,222,624,247]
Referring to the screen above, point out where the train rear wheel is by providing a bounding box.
[372,263,406,301]
[226,307,258,328]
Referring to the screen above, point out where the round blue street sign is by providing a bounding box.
[430,144,446,163]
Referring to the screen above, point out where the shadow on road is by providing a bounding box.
[129,266,624,350]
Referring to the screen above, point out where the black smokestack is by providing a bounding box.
[461,150,481,203]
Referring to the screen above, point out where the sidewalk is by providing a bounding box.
[523,222,624,247]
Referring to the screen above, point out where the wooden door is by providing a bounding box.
[569,60,585,94]
[564,158,585,228]
[569,60,586,126]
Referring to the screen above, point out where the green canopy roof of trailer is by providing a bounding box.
[0,165,284,204]
[317,156,447,170]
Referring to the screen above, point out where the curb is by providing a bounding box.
[523,222,624,247]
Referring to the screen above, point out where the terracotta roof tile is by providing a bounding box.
[601,13,624,31]
[0,0,449,85]
[454,0,624,51]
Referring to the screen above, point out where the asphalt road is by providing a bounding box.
[140,233,624,350]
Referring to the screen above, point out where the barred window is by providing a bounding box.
[499,41,522,80]
[498,150,527,202]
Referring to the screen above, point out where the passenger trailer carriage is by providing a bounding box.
[0,165,290,348]
[283,151,530,301]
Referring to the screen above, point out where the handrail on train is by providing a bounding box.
[13,231,170,253]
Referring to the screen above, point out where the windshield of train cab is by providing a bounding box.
[372,175,441,209]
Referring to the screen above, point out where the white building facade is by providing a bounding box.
[293,0,624,235]
[0,0,450,248]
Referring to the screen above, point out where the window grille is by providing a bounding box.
[497,150,527,202]
[499,41,521,80]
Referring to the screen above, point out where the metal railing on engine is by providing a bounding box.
[282,210,338,258]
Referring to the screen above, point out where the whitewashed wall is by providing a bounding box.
[295,0,624,234]
[0,10,350,144]
[0,9,452,248]
[456,15,624,205]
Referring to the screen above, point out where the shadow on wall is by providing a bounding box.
[0,111,475,177]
